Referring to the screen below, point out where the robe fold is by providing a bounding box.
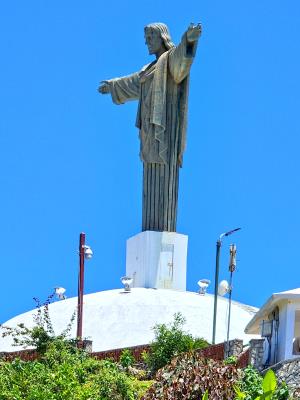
[107,33,198,232]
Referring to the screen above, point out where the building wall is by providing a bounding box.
[277,300,300,361]
[277,301,288,362]
[284,302,296,359]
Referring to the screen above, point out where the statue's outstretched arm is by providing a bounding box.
[169,23,202,84]
[98,72,140,105]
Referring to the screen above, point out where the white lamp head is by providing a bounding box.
[197,279,211,295]
[121,276,133,292]
[218,280,230,296]
[84,245,93,260]
[54,287,66,300]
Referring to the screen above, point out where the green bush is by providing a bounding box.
[0,339,149,400]
[120,349,135,368]
[143,312,209,373]
[235,367,290,400]
[237,365,263,399]
[224,355,238,365]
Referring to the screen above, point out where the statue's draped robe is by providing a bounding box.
[108,34,198,232]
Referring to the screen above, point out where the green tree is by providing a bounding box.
[143,312,209,373]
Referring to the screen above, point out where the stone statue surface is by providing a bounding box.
[99,22,201,232]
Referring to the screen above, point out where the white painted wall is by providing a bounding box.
[126,231,188,291]
[277,302,288,362]
[284,302,296,359]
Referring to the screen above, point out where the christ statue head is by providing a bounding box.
[144,23,175,58]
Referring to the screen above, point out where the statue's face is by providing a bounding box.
[144,28,164,55]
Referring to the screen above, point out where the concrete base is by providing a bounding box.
[126,231,188,291]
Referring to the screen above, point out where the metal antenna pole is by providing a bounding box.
[212,229,240,345]
[226,243,237,355]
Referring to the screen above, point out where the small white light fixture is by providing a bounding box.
[197,279,211,295]
[121,276,133,292]
[54,287,66,300]
[218,280,230,296]
[84,245,93,260]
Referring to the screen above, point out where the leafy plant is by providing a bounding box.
[224,355,238,365]
[1,292,76,354]
[120,348,135,368]
[142,352,241,399]
[143,312,209,373]
[262,370,277,400]
[0,339,149,400]
[272,382,289,400]
[235,367,290,400]
[236,365,263,400]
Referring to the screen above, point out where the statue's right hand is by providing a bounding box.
[98,80,110,94]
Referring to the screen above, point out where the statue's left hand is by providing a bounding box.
[98,80,111,94]
[186,23,202,42]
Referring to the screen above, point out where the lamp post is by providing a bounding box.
[212,228,240,344]
[77,232,93,347]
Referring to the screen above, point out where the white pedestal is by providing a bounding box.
[126,231,188,291]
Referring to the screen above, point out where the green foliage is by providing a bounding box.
[235,367,290,400]
[0,339,149,400]
[120,349,135,368]
[272,382,289,400]
[202,390,209,400]
[143,312,209,373]
[192,336,210,350]
[129,380,153,399]
[142,352,241,399]
[1,293,76,355]
[224,355,238,365]
[262,370,277,400]
[236,366,264,400]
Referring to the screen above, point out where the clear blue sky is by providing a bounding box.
[1,1,300,323]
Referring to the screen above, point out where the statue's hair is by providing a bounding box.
[144,23,175,50]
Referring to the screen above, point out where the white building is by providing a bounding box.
[1,288,258,352]
[245,288,300,364]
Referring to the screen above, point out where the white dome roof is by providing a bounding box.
[0,288,258,352]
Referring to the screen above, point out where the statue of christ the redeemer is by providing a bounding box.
[99,22,201,232]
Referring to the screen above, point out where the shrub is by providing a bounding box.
[120,348,135,368]
[0,339,148,400]
[142,352,241,399]
[143,312,209,373]
[235,367,290,400]
[237,365,263,399]
[224,355,238,365]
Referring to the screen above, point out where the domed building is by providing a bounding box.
[0,287,258,352]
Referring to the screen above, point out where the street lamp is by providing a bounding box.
[54,287,66,300]
[77,232,93,346]
[198,279,211,295]
[121,276,133,292]
[212,228,240,344]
